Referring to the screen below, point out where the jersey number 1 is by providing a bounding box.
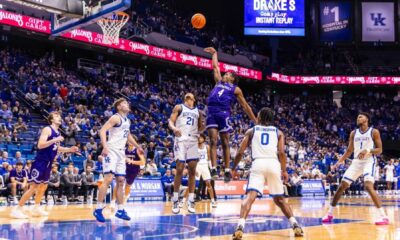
[261,133,269,145]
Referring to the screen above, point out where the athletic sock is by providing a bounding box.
[172,192,179,202]
[328,205,335,215]
[96,202,104,210]
[378,207,386,217]
[289,217,298,227]
[188,193,195,202]
[225,168,231,173]
[182,198,187,203]
[238,218,246,229]
[117,204,124,211]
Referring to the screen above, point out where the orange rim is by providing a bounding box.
[97,12,129,23]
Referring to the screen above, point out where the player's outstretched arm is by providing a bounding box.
[58,146,80,154]
[37,127,64,149]
[99,115,120,156]
[277,130,288,183]
[198,112,206,133]
[204,47,222,83]
[130,149,146,167]
[168,105,183,137]
[232,128,253,171]
[234,87,257,123]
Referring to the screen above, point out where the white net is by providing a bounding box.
[97,12,129,45]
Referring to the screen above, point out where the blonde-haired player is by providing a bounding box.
[93,98,140,222]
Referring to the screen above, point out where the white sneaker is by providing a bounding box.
[179,200,185,209]
[31,207,49,217]
[187,201,195,214]
[10,208,29,219]
[211,201,218,208]
[172,200,180,214]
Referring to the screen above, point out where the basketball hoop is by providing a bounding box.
[97,12,129,45]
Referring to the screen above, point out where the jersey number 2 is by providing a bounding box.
[261,133,269,145]
[123,130,129,138]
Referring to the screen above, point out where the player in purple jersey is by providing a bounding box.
[111,143,145,207]
[11,112,80,219]
[204,47,257,182]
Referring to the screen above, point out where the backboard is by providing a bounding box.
[51,0,131,36]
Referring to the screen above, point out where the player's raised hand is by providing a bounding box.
[70,146,82,155]
[204,47,216,55]
[173,128,182,137]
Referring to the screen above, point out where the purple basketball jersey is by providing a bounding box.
[125,148,140,185]
[35,126,60,163]
[207,81,236,114]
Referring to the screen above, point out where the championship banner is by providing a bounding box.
[362,2,395,42]
[269,73,400,85]
[244,0,305,36]
[319,1,352,41]
[301,180,325,195]
[215,180,269,195]
[129,179,165,197]
[0,10,262,80]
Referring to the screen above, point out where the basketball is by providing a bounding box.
[191,13,206,29]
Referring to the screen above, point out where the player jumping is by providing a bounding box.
[232,107,303,239]
[322,112,389,225]
[204,47,257,182]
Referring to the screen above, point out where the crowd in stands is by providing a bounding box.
[0,45,399,204]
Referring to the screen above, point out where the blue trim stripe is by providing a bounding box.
[343,177,354,183]
[269,194,285,197]
[103,171,114,175]
[371,157,376,177]
[246,188,263,198]
[115,174,126,177]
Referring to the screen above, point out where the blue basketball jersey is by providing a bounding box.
[207,81,236,114]
[35,126,60,163]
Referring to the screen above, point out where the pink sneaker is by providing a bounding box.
[375,217,389,225]
[322,214,333,223]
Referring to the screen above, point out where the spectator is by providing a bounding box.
[161,169,174,200]
[45,165,61,203]
[60,164,81,202]
[0,152,9,164]
[145,160,159,176]
[86,137,98,152]
[11,131,22,144]
[8,162,28,203]
[0,104,12,119]
[81,165,98,203]
[13,117,28,132]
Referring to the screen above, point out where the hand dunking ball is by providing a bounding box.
[191,13,206,29]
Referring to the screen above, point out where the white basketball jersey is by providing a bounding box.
[385,165,394,176]
[107,114,130,149]
[175,104,199,142]
[251,125,279,160]
[198,145,208,165]
[353,127,374,160]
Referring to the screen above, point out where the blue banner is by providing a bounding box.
[244,0,305,36]
[129,179,165,197]
[301,180,325,194]
[319,1,352,41]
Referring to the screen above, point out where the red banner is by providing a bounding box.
[269,73,400,85]
[0,10,262,80]
[215,180,269,195]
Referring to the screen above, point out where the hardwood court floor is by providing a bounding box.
[0,196,399,239]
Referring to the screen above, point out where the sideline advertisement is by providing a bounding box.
[215,180,269,195]
[130,179,165,198]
